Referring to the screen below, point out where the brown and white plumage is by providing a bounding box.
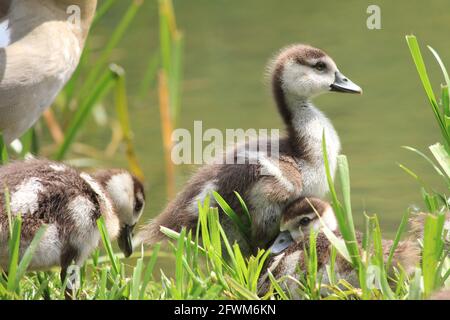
[258,198,421,298]
[0,0,97,143]
[137,44,362,253]
[0,159,145,283]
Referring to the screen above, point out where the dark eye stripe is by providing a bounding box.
[313,62,327,71]
[299,217,311,226]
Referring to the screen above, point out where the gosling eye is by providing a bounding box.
[299,217,311,226]
[313,61,327,72]
[134,199,143,213]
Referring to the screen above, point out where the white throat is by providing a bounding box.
[285,94,341,197]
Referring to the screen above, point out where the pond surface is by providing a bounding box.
[90,0,450,236]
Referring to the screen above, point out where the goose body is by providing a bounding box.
[258,198,421,298]
[409,211,450,243]
[0,0,97,143]
[0,159,145,282]
[137,44,361,253]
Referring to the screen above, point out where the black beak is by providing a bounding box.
[268,230,294,255]
[330,71,362,94]
[118,224,134,258]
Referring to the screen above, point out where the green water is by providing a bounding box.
[89,0,450,236]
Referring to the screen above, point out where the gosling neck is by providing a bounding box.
[272,74,316,160]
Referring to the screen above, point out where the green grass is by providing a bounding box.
[1,178,446,299]
[0,134,8,165]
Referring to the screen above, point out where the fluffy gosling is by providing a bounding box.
[0,159,145,284]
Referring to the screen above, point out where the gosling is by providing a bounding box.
[0,159,145,283]
[258,198,420,298]
[137,44,362,253]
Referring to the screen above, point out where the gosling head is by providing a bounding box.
[270,44,362,100]
[269,198,337,255]
[94,169,145,257]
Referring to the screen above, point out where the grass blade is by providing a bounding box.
[234,191,252,227]
[406,35,449,147]
[139,244,161,299]
[386,211,410,271]
[429,143,450,178]
[115,68,145,180]
[175,228,186,297]
[97,217,120,276]
[402,146,447,180]
[138,53,160,100]
[7,216,22,292]
[0,134,9,164]
[212,191,249,237]
[130,258,144,300]
[79,0,143,97]
[267,271,289,300]
[422,213,444,297]
[92,0,119,28]
[428,46,450,88]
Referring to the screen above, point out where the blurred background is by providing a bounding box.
[38,0,450,236]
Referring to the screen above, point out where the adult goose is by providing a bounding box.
[137,44,362,253]
[0,159,145,289]
[0,0,97,143]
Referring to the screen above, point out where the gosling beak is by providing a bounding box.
[269,230,294,255]
[330,71,362,94]
[118,224,134,258]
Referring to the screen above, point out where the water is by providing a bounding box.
[91,0,450,236]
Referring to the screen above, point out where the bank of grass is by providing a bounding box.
[0,156,448,299]
[0,0,449,299]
